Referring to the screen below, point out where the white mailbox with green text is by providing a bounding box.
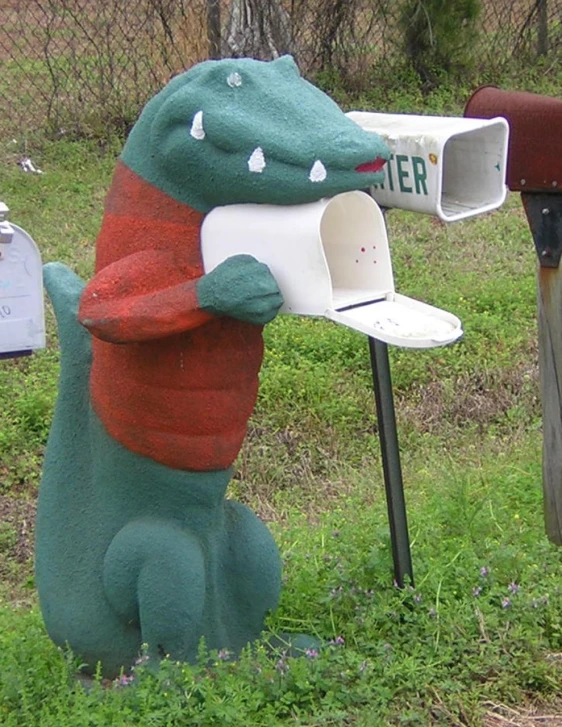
[348,112,509,221]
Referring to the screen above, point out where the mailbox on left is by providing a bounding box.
[0,202,46,359]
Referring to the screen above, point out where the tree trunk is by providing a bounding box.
[207,0,222,59]
[225,0,292,59]
[537,0,549,56]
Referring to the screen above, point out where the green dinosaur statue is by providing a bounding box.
[36,55,389,678]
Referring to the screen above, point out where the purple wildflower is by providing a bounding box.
[115,674,134,687]
[217,649,231,661]
[508,582,520,595]
[502,597,511,609]
[480,566,490,578]
[473,586,482,597]
[305,648,319,659]
[329,635,345,646]
[414,593,422,603]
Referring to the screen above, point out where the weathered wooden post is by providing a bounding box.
[465,87,562,544]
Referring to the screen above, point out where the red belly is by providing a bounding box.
[90,318,265,471]
[84,162,264,471]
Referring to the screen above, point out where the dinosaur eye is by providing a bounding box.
[227,72,243,88]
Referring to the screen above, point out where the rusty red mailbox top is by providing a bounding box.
[465,86,562,193]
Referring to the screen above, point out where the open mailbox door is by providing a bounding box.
[0,203,46,358]
[201,191,462,348]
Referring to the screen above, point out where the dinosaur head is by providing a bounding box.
[122,56,390,213]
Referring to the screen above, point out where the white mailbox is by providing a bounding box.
[202,191,462,348]
[347,112,509,222]
[0,203,46,357]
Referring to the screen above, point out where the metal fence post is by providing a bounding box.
[368,336,414,588]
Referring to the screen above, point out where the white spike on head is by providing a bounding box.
[190,111,205,140]
[248,147,266,173]
[309,160,327,182]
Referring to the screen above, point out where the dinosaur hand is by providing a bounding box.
[197,254,284,325]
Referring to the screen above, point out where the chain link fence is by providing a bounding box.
[1,0,561,139]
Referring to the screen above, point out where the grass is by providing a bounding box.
[1,83,562,723]
[1,439,561,725]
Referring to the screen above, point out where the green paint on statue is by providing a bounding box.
[121,55,389,212]
[37,56,389,678]
[38,265,280,676]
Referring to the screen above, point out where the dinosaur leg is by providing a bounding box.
[221,500,282,650]
[222,502,321,657]
[103,519,206,666]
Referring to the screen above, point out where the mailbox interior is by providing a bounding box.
[440,120,509,220]
[319,191,394,309]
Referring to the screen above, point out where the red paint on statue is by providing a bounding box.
[79,162,264,471]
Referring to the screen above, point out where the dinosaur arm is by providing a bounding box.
[79,249,213,343]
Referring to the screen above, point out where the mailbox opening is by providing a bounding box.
[319,191,393,309]
[441,122,509,220]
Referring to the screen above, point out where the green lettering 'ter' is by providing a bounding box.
[412,156,428,195]
[396,155,412,194]
[387,154,394,191]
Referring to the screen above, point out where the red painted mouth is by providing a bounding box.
[355,157,387,174]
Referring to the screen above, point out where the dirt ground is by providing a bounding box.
[0,493,35,603]
[483,699,562,726]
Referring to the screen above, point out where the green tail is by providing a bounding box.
[42,262,91,415]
